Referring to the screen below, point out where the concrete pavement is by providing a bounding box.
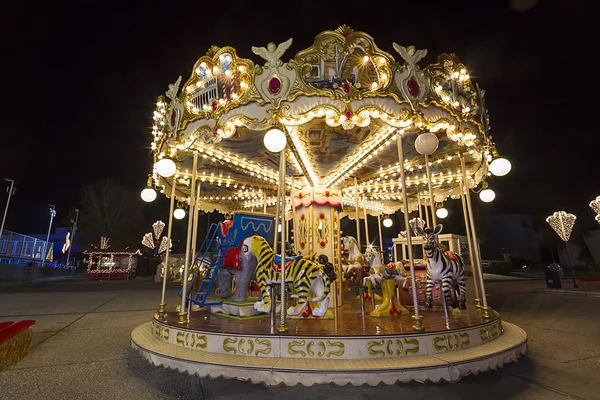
[0,279,599,399]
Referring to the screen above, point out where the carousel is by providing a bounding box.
[131,26,526,386]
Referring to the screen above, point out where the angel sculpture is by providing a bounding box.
[392,44,427,67]
[166,76,182,101]
[252,38,293,67]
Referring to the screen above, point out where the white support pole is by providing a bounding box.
[0,179,16,245]
[277,145,289,333]
[424,154,437,227]
[460,155,492,318]
[362,195,370,246]
[159,181,177,313]
[190,182,201,268]
[263,190,267,214]
[377,214,384,262]
[397,133,423,331]
[354,177,361,251]
[459,179,481,307]
[179,152,198,324]
[66,209,79,268]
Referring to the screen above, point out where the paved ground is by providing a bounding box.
[1,277,599,399]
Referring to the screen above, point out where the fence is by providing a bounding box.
[0,230,54,265]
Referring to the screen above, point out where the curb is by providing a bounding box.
[537,288,600,297]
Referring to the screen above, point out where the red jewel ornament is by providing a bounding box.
[170,110,177,126]
[268,77,281,94]
[407,79,419,96]
[211,100,218,111]
[342,82,350,93]
[344,111,353,120]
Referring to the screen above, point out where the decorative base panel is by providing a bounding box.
[132,321,527,386]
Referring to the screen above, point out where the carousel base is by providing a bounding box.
[131,301,527,386]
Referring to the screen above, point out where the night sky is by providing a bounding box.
[0,0,597,234]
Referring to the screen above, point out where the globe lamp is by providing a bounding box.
[383,218,393,228]
[173,208,186,220]
[414,132,439,155]
[155,157,177,177]
[140,176,157,202]
[489,157,512,177]
[480,189,496,203]
[436,207,449,219]
[141,187,157,203]
[263,128,287,153]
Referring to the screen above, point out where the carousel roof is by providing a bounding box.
[148,25,500,215]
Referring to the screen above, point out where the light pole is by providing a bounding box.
[0,179,16,249]
[66,209,79,268]
[42,205,56,268]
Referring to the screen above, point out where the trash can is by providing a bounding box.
[545,270,561,289]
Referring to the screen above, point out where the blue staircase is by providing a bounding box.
[181,222,225,306]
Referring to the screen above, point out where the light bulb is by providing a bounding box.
[436,207,449,219]
[155,158,176,177]
[383,218,393,228]
[141,187,157,202]
[489,157,511,176]
[173,208,186,220]
[263,128,287,153]
[479,189,496,203]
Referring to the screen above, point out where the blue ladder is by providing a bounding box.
[181,222,228,306]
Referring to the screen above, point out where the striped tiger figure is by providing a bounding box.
[413,224,467,309]
[242,235,331,317]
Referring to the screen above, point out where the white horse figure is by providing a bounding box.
[341,236,365,276]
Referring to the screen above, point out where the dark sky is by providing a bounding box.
[0,0,597,234]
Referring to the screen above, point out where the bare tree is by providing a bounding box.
[77,179,143,248]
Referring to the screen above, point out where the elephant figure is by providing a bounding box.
[214,253,258,303]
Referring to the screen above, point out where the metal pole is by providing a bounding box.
[377,214,384,262]
[424,155,437,227]
[278,145,288,332]
[459,180,481,307]
[354,177,361,250]
[397,133,423,331]
[417,188,423,222]
[190,182,201,267]
[66,209,79,268]
[564,241,579,288]
[42,205,56,268]
[179,152,198,324]
[362,195,370,246]
[0,179,16,244]
[263,190,267,214]
[460,155,492,318]
[159,181,177,313]
[269,284,276,329]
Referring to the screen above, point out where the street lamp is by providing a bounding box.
[42,205,56,268]
[0,179,16,249]
[141,175,157,202]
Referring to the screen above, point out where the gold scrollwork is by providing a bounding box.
[174,331,205,349]
[288,340,307,357]
[287,339,344,357]
[432,333,470,352]
[223,337,271,356]
[367,338,419,356]
[153,324,170,341]
[480,322,501,342]
[326,340,344,357]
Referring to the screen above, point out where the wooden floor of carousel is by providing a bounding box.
[131,289,527,386]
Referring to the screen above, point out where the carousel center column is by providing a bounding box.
[293,185,343,307]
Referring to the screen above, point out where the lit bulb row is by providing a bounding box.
[151,101,167,150]
[433,67,473,114]
[324,127,399,188]
[280,106,413,130]
[340,198,386,212]
[242,197,291,209]
[287,126,319,185]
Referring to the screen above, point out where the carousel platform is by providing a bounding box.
[131,297,527,386]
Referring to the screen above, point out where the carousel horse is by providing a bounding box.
[412,223,467,309]
[341,236,364,277]
[242,235,331,317]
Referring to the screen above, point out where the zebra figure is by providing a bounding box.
[412,223,467,310]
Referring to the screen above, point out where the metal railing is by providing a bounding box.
[0,230,54,263]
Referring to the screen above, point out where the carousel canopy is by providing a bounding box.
[148,25,501,216]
